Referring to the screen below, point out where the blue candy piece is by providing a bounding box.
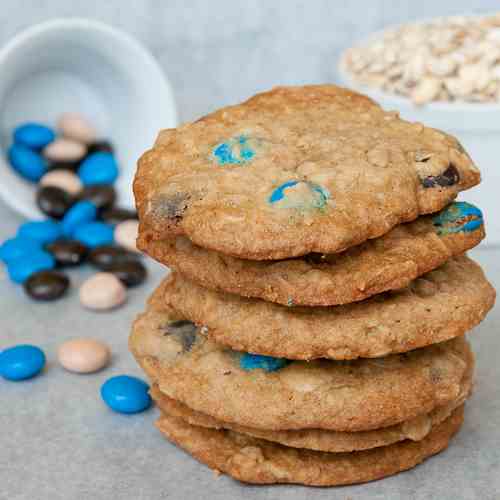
[7,250,55,283]
[78,152,119,186]
[18,220,62,245]
[213,135,257,165]
[73,222,114,248]
[433,201,483,236]
[269,180,330,210]
[101,375,152,414]
[8,143,48,182]
[0,344,46,381]
[61,200,98,237]
[240,353,290,372]
[0,237,42,263]
[13,123,55,149]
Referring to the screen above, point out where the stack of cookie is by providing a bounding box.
[130,86,496,486]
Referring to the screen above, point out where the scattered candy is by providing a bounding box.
[7,250,55,283]
[8,144,48,182]
[18,220,62,245]
[78,152,119,186]
[36,186,73,219]
[23,270,70,301]
[43,138,86,162]
[100,375,151,413]
[109,261,147,288]
[0,237,41,263]
[61,200,97,237]
[78,185,116,211]
[13,123,55,149]
[87,140,113,155]
[73,222,114,248]
[58,112,97,144]
[58,338,111,374]
[0,344,46,381]
[88,245,140,271]
[47,160,80,172]
[114,219,139,252]
[40,169,83,195]
[46,240,88,267]
[79,272,127,310]
[3,113,148,307]
[100,207,138,225]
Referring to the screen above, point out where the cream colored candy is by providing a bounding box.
[43,138,87,162]
[39,170,83,195]
[58,112,97,144]
[79,273,127,310]
[58,338,111,373]
[114,219,140,252]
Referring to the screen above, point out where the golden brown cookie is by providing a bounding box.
[155,406,464,486]
[140,201,485,306]
[150,354,472,452]
[162,256,495,360]
[130,282,472,432]
[135,85,480,260]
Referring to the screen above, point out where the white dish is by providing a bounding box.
[338,67,500,246]
[0,18,177,219]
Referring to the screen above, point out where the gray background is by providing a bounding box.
[1,1,500,499]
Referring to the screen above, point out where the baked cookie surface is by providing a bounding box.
[162,256,495,360]
[151,356,471,452]
[130,282,472,432]
[135,85,480,260]
[142,201,485,306]
[156,406,464,486]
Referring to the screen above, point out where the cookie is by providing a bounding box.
[150,353,471,452]
[135,85,480,260]
[162,255,495,360]
[130,283,472,431]
[141,201,485,306]
[155,406,464,486]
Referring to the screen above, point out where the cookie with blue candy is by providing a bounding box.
[135,85,480,260]
[139,201,485,307]
[160,256,495,361]
[150,356,472,453]
[129,280,472,433]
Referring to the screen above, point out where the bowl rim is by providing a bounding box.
[0,18,178,219]
[337,14,500,112]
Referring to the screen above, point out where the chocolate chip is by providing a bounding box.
[163,320,197,351]
[36,186,74,219]
[153,193,190,222]
[79,185,116,211]
[46,240,88,267]
[422,165,460,188]
[23,270,70,301]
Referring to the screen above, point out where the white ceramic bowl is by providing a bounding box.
[0,18,177,219]
[338,67,500,247]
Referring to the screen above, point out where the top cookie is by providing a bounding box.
[135,85,480,259]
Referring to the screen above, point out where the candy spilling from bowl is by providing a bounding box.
[0,114,146,308]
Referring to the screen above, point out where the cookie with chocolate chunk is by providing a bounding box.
[162,255,495,360]
[135,85,480,260]
[151,351,472,452]
[129,281,472,432]
[140,201,485,306]
[155,406,464,486]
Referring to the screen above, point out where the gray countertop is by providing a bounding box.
[1,202,499,500]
